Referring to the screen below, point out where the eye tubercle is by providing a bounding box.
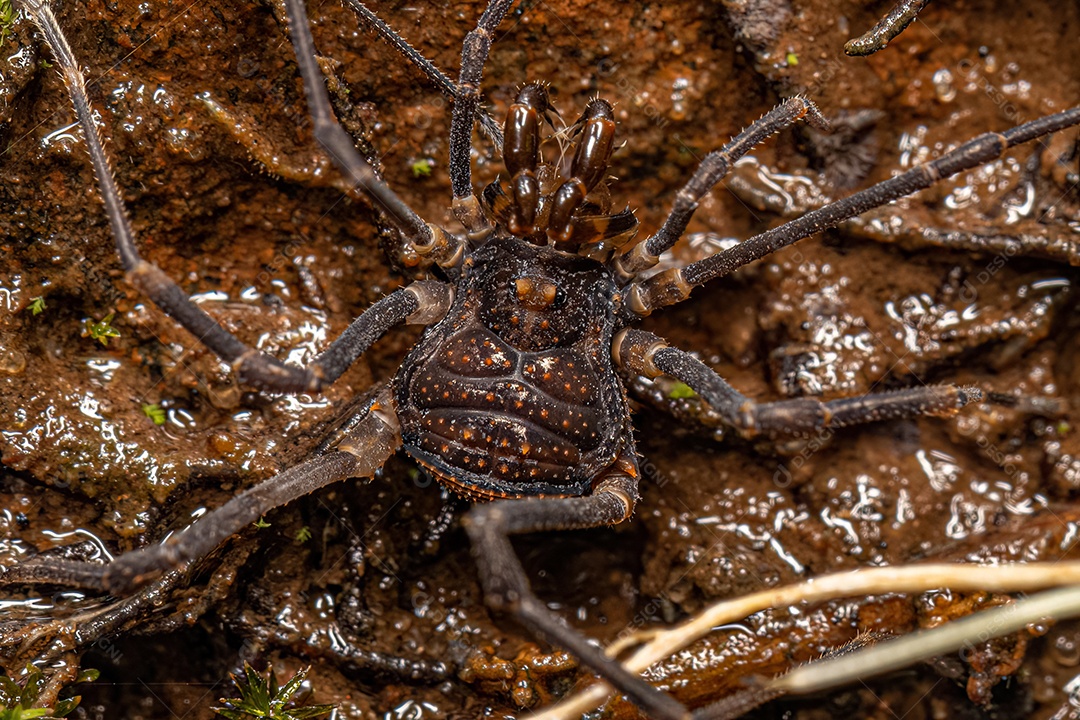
[514,276,559,310]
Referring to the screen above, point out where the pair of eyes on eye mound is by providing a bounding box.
[508,274,570,310]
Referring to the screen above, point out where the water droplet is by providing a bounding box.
[932,68,956,102]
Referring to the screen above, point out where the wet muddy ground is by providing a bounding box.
[1,0,1079,717]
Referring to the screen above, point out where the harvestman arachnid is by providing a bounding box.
[4,0,1080,716]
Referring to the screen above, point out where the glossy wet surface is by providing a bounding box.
[1,0,1079,717]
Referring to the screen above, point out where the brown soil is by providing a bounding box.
[1,0,1079,718]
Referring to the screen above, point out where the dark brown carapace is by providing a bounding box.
[396,236,629,499]
[397,84,635,500]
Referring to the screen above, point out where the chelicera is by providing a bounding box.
[5,0,1080,716]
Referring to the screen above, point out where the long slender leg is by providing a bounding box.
[861,223,1080,265]
[626,107,1080,315]
[448,0,516,236]
[281,0,427,245]
[343,0,504,150]
[300,281,451,390]
[463,454,691,720]
[614,329,980,438]
[0,569,186,660]
[845,0,932,56]
[283,0,469,271]
[21,0,454,392]
[613,97,827,278]
[1,388,402,593]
